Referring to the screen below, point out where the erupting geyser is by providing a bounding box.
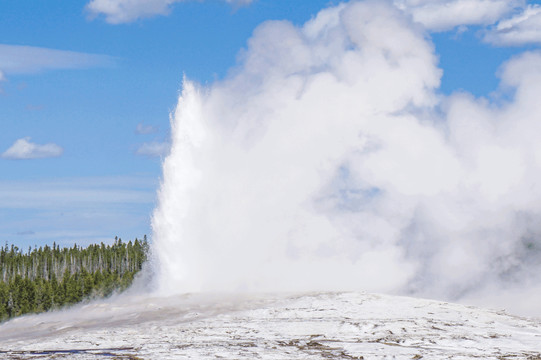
[150,1,541,315]
[5,2,541,358]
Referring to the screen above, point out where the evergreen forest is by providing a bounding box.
[0,236,149,322]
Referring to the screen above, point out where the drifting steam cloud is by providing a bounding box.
[151,1,541,314]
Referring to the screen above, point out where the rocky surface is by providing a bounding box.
[1,292,541,359]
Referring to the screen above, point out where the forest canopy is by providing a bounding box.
[0,236,149,321]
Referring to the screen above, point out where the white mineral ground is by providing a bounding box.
[0,292,540,359]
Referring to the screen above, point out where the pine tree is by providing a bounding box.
[0,235,149,322]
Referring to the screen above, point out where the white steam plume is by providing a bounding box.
[151,1,541,315]
[484,4,541,46]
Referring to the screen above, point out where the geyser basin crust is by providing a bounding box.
[1,292,540,359]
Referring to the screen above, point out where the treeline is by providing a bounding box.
[0,236,149,322]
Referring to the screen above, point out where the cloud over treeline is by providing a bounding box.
[0,175,157,248]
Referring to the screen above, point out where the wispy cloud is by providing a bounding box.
[136,141,170,157]
[394,0,525,32]
[25,104,45,111]
[0,177,155,209]
[0,70,5,93]
[0,176,157,247]
[136,123,159,135]
[85,0,252,24]
[484,4,541,46]
[1,137,63,160]
[0,44,114,75]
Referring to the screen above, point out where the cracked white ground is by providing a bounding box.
[1,292,540,359]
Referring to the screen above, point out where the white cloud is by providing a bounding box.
[86,0,252,24]
[84,0,524,29]
[136,141,170,157]
[0,44,113,75]
[86,0,176,24]
[136,123,159,134]
[2,137,64,160]
[394,0,525,31]
[484,4,541,45]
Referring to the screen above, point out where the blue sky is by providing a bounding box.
[1,0,541,249]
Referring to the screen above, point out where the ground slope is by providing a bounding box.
[0,292,540,359]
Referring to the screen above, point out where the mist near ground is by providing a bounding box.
[149,1,541,316]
